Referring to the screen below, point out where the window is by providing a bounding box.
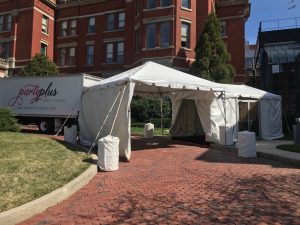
[146,24,156,48]
[220,21,227,37]
[70,19,77,35]
[60,21,68,36]
[181,22,190,48]
[59,48,66,66]
[117,42,124,63]
[0,14,12,32]
[0,42,10,59]
[118,12,125,30]
[147,0,156,8]
[88,17,95,33]
[107,14,115,31]
[58,47,76,66]
[40,43,47,55]
[87,45,94,65]
[0,16,3,31]
[161,0,171,7]
[69,47,75,65]
[106,43,113,63]
[182,0,190,8]
[42,16,49,34]
[160,22,170,47]
[7,15,12,31]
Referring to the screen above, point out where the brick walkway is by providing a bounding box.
[20,137,300,225]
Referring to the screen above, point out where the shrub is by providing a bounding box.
[149,118,172,128]
[0,108,20,132]
[131,97,171,123]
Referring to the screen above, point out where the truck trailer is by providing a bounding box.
[0,74,101,133]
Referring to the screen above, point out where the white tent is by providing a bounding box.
[79,62,283,160]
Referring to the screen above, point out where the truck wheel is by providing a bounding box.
[38,119,54,134]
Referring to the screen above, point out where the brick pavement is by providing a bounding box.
[20,136,300,225]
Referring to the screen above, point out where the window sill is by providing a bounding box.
[103,29,124,33]
[221,36,228,39]
[57,35,78,39]
[143,5,175,12]
[0,30,11,34]
[102,62,124,65]
[142,46,174,51]
[41,32,49,36]
[57,65,77,68]
[181,7,192,12]
[86,33,95,36]
[85,64,94,66]
[180,47,192,52]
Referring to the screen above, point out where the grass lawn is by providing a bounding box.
[0,132,91,212]
[131,126,170,136]
[276,144,300,153]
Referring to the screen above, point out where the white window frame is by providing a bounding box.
[87,45,94,65]
[61,21,68,36]
[42,15,49,34]
[146,24,156,49]
[106,43,113,63]
[70,19,77,36]
[40,42,48,55]
[117,42,124,64]
[118,12,125,30]
[88,17,96,34]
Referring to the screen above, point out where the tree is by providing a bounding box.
[19,54,58,76]
[190,13,235,83]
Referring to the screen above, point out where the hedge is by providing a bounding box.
[0,108,20,132]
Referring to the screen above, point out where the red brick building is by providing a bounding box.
[0,0,250,82]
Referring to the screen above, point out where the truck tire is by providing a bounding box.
[38,119,54,134]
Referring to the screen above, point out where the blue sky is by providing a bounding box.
[246,0,300,44]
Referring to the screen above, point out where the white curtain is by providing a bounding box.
[79,82,135,160]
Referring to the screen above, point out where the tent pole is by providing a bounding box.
[160,97,163,135]
[222,91,227,145]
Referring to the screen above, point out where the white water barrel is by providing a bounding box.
[64,125,77,144]
[238,131,256,157]
[98,135,119,172]
[219,125,233,145]
[144,123,154,138]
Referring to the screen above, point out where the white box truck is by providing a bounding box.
[0,74,101,133]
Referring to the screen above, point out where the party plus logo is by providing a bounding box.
[8,82,58,106]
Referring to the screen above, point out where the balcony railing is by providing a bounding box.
[260,17,300,32]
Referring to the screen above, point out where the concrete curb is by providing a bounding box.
[0,154,98,225]
[256,151,300,168]
[210,143,300,168]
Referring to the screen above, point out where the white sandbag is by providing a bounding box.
[144,123,154,138]
[219,125,233,145]
[238,131,256,157]
[64,125,77,144]
[98,135,119,171]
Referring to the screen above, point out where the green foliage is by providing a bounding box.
[19,54,58,77]
[131,97,171,123]
[190,13,235,83]
[0,108,20,132]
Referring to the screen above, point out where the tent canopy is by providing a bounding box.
[87,61,224,94]
[79,62,283,160]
